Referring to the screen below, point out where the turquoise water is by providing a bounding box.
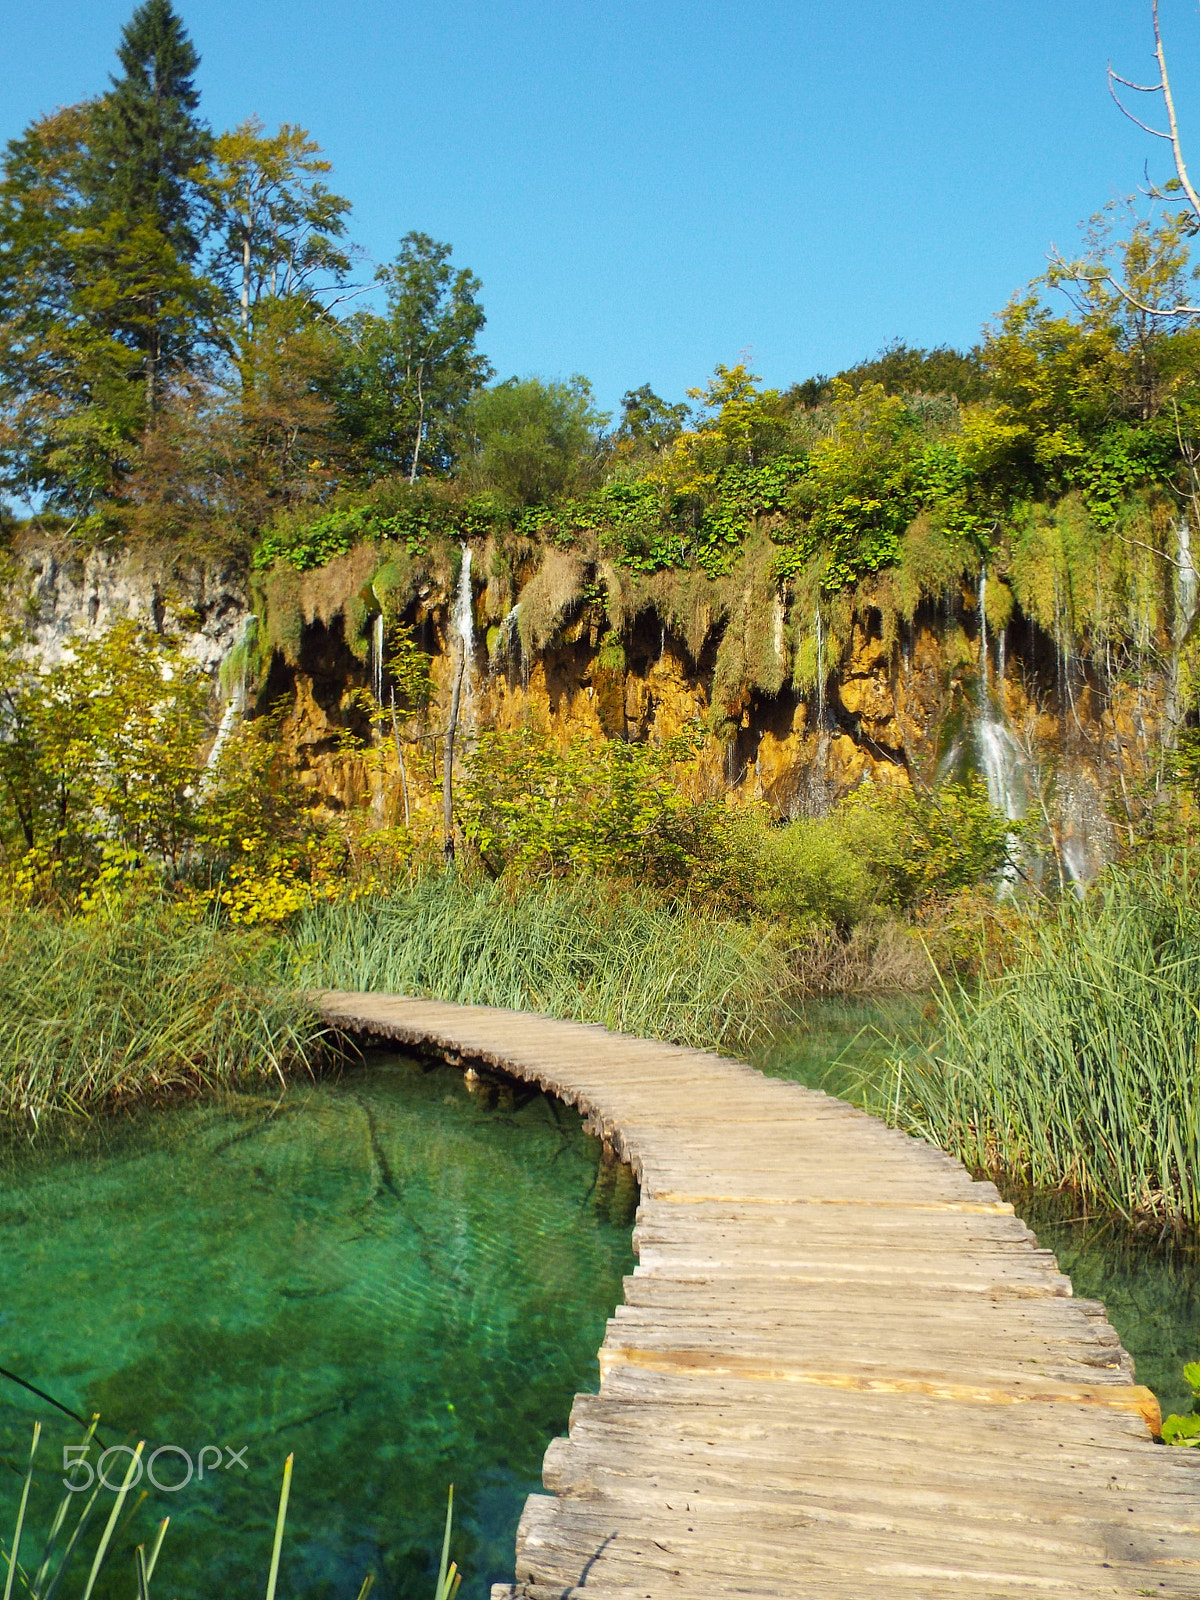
[754,997,1200,1424]
[0,1055,636,1600]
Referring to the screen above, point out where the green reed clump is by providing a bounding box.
[880,852,1200,1228]
[291,874,792,1053]
[0,904,320,1130]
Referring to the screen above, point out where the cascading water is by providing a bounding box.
[371,611,385,704]
[974,564,1027,887]
[452,543,476,730]
[493,603,520,671]
[1178,515,1198,641]
[814,608,827,729]
[978,566,988,696]
[203,614,255,782]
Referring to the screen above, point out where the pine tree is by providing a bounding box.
[87,0,214,416]
[90,0,211,261]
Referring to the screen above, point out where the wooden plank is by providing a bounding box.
[317,991,1200,1598]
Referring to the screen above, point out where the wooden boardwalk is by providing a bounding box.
[317,992,1200,1599]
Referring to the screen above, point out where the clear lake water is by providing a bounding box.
[0,1053,636,1600]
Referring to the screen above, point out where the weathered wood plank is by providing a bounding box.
[317,992,1200,1599]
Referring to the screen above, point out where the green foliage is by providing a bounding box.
[463,375,609,506]
[776,382,926,586]
[254,484,512,571]
[254,505,373,570]
[0,902,317,1129]
[839,778,1022,907]
[336,231,491,481]
[1163,1363,1200,1446]
[880,851,1200,1229]
[0,618,210,897]
[458,729,1015,925]
[291,873,792,1054]
[386,620,433,714]
[830,339,991,405]
[458,727,697,878]
[88,0,211,262]
[200,117,351,333]
[615,383,689,454]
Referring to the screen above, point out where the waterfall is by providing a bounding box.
[452,544,476,728]
[371,611,385,704]
[203,614,255,782]
[1177,515,1197,643]
[976,711,1027,892]
[814,608,826,729]
[978,566,988,698]
[977,718,1025,822]
[493,603,520,670]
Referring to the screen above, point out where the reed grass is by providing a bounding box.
[0,904,320,1130]
[290,874,793,1053]
[879,852,1200,1229]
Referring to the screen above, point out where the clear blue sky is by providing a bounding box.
[5,1,1199,417]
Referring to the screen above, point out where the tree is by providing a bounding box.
[0,2,217,510]
[1046,0,1200,327]
[86,0,215,415]
[615,384,689,454]
[0,618,209,894]
[336,232,490,482]
[200,118,351,335]
[0,103,119,508]
[462,374,609,504]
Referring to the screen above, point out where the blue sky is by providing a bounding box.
[5,1,1198,417]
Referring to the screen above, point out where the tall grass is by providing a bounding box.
[290,875,793,1053]
[0,904,320,1130]
[881,852,1200,1229]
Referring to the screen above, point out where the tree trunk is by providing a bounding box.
[391,689,411,830]
[409,362,426,485]
[442,639,466,862]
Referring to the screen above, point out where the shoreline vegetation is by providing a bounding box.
[7,849,1200,1243]
[872,853,1200,1234]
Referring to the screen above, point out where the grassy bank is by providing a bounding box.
[880,853,1200,1230]
[0,906,320,1131]
[290,874,793,1054]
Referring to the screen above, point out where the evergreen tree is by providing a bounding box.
[90,0,211,261]
[87,0,214,416]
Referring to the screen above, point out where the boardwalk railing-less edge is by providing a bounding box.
[318,992,1200,1600]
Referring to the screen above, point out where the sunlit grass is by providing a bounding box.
[877,852,1200,1229]
[0,903,320,1131]
[291,873,793,1054]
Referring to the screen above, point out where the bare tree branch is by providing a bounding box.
[1152,0,1200,220]
[1109,67,1172,139]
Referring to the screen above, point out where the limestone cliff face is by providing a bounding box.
[10,533,250,674]
[6,536,1164,881]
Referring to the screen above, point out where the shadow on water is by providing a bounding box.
[750,996,1200,1427]
[0,1052,637,1600]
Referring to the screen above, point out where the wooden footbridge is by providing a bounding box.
[317,993,1200,1599]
